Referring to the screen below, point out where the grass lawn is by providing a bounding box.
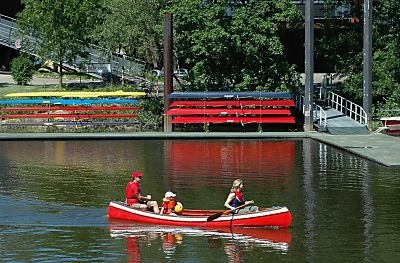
[0,84,64,99]
[33,71,97,81]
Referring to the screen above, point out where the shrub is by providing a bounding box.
[138,96,164,131]
[10,55,35,85]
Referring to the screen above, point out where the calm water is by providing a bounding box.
[0,139,400,262]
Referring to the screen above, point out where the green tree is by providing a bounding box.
[317,0,400,112]
[138,96,164,131]
[168,0,303,92]
[10,55,34,85]
[372,0,400,112]
[16,0,102,86]
[95,0,164,69]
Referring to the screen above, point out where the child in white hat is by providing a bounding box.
[160,191,177,215]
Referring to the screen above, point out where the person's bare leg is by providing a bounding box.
[147,201,160,213]
[130,203,148,210]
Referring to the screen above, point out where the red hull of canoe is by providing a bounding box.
[107,201,292,228]
[380,118,400,134]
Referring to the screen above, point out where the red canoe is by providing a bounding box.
[380,117,400,135]
[107,201,292,228]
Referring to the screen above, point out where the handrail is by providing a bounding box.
[0,14,15,21]
[314,104,327,128]
[327,91,368,126]
[0,13,145,80]
[295,95,327,129]
[0,14,18,48]
[374,126,388,133]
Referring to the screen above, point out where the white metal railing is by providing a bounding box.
[0,13,145,79]
[327,91,368,126]
[314,104,327,128]
[296,95,327,128]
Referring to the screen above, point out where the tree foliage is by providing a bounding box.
[317,0,400,112]
[16,0,102,86]
[138,96,164,131]
[10,55,34,85]
[95,0,164,69]
[167,0,303,92]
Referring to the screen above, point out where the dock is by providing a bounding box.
[309,132,400,167]
[0,132,399,167]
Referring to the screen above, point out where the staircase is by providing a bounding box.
[296,91,370,135]
[0,14,145,82]
[323,92,369,134]
[322,107,369,135]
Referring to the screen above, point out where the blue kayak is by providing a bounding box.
[0,99,139,105]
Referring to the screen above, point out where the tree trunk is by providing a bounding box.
[59,60,63,87]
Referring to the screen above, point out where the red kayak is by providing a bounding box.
[107,201,292,228]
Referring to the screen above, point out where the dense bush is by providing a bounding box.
[10,55,35,85]
[138,96,164,131]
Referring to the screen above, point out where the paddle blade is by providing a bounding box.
[206,212,224,222]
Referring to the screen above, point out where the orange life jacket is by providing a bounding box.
[162,198,177,214]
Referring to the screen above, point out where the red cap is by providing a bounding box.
[131,171,143,178]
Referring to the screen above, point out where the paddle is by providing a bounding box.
[206,201,254,222]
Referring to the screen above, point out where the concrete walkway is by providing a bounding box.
[309,132,400,167]
[0,131,399,167]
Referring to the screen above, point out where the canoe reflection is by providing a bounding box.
[109,220,292,261]
[126,235,141,263]
[125,231,182,262]
[225,241,244,263]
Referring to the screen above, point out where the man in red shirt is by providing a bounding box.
[126,171,160,213]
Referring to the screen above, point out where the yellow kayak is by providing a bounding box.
[5,90,146,98]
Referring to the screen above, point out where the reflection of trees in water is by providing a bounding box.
[0,140,143,173]
[0,140,156,205]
